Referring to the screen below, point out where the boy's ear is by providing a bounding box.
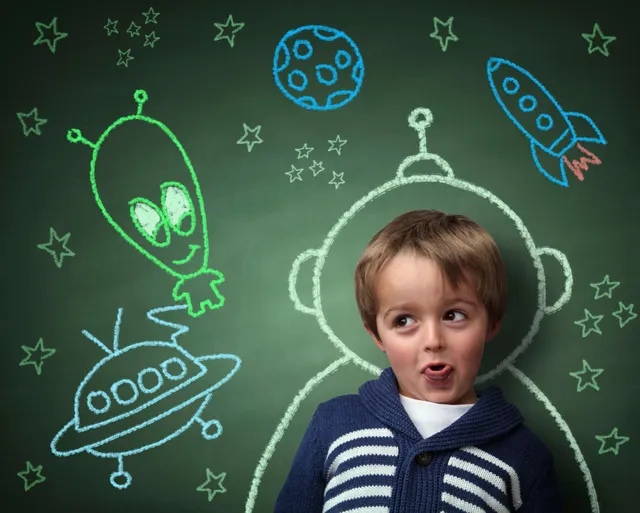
[364,323,386,352]
[486,320,502,342]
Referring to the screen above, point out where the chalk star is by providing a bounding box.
[574,309,604,338]
[328,135,347,155]
[142,7,160,24]
[144,31,160,48]
[329,171,345,189]
[430,16,458,52]
[309,160,325,177]
[286,165,304,183]
[33,17,68,54]
[582,23,616,57]
[20,338,56,376]
[117,49,134,67]
[569,359,603,392]
[590,274,620,299]
[236,124,263,152]
[595,427,629,455]
[37,227,76,268]
[295,143,314,159]
[127,21,141,37]
[612,301,637,328]
[18,461,46,491]
[104,18,119,36]
[17,108,47,137]
[196,469,226,501]
[214,14,245,48]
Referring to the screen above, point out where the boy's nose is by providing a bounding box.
[422,324,445,351]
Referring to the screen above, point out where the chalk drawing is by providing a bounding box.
[329,171,345,189]
[104,19,119,36]
[67,89,225,318]
[214,15,244,48]
[127,21,141,38]
[117,49,134,67]
[273,25,364,111]
[237,124,263,152]
[142,7,160,25]
[569,360,603,392]
[596,427,629,455]
[18,461,46,491]
[430,17,458,52]
[582,23,616,57]
[487,57,606,187]
[197,469,227,500]
[144,31,160,48]
[286,165,304,183]
[37,227,75,268]
[295,143,314,159]
[33,17,67,54]
[20,338,56,376]
[310,161,325,177]
[17,108,47,137]
[612,301,637,328]
[246,107,600,513]
[51,304,241,489]
[328,135,347,155]
[590,275,619,299]
[574,309,604,337]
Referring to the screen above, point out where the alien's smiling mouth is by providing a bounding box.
[172,244,200,265]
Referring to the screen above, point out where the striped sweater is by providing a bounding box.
[275,368,562,512]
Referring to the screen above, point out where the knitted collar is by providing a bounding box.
[359,367,523,451]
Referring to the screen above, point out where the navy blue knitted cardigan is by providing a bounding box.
[275,367,562,512]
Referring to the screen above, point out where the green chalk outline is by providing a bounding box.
[590,274,620,299]
[18,461,46,491]
[569,359,603,392]
[20,338,56,375]
[17,108,47,137]
[582,23,616,57]
[67,89,224,317]
[430,16,458,52]
[104,19,119,36]
[142,7,160,25]
[197,469,226,501]
[595,427,629,455]
[33,17,68,54]
[37,227,75,268]
[574,308,604,337]
[612,301,637,328]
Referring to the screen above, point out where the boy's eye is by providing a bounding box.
[444,310,466,322]
[394,315,415,328]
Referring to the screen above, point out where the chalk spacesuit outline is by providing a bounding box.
[245,108,600,513]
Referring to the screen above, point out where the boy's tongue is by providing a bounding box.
[424,364,452,380]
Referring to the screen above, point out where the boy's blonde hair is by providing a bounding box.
[354,210,507,340]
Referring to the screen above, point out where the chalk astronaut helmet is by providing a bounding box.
[289,107,573,381]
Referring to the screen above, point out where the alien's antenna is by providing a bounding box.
[113,307,123,352]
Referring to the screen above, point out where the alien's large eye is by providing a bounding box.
[129,197,171,247]
[161,181,196,236]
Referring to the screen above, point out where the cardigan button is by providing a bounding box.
[415,452,432,466]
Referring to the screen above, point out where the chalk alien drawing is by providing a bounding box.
[488,57,606,187]
[67,90,224,318]
[245,108,601,513]
[51,304,241,489]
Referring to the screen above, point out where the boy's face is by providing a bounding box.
[368,251,500,405]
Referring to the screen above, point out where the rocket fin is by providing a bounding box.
[531,141,569,187]
[565,111,607,145]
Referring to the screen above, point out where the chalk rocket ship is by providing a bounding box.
[487,57,606,187]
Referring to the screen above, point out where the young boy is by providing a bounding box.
[275,209,562,512]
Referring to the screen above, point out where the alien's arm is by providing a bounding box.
[172,268,225,317]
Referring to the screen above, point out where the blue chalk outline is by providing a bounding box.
[487,57,606,187]
[273,25,365,111]
[50,304,242,489]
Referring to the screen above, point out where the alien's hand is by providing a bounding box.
[172,268,225,317]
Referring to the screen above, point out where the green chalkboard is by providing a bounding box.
[5,0,638,511]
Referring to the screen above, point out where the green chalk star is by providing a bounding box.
[569,359,603,392]
[574,309,604,337]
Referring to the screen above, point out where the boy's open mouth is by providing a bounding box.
[423,363,453,381]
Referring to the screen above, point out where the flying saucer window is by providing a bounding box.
[137,367,164,394]
[161,182,196,236]
[161,357,188,381]
[110,378,140,405]
[87,390,111,414]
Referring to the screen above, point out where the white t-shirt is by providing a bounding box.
[399,394,474,439]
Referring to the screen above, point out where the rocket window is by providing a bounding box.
[161,357,188,381]
[87,390,111,414]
